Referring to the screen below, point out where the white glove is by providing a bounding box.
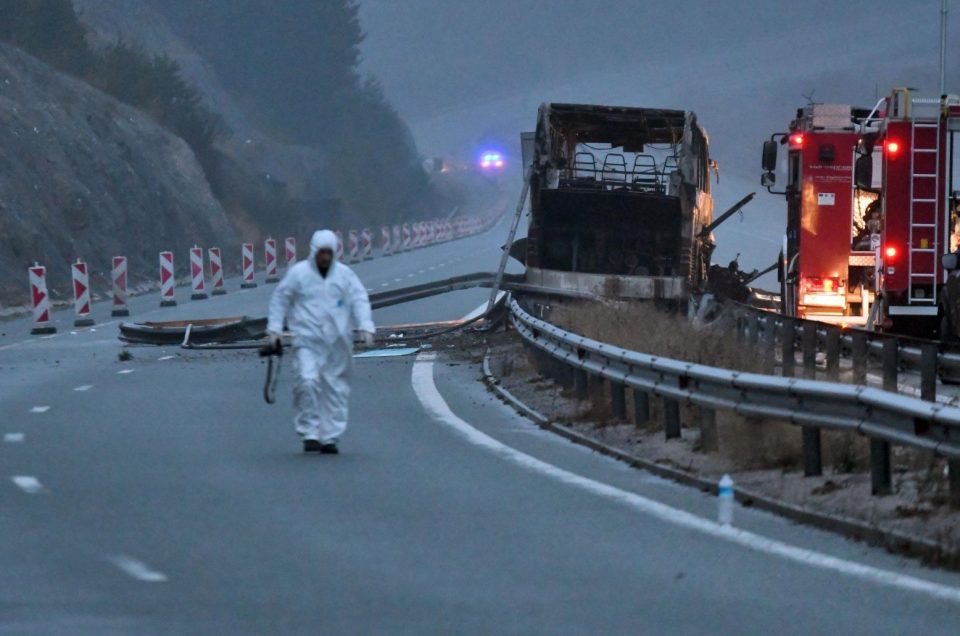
[361,331,375,348]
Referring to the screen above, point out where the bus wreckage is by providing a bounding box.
[520,103,733,303]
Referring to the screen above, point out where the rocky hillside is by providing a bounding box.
[0,42,235,308]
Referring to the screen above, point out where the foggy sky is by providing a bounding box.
[357,0,960,277]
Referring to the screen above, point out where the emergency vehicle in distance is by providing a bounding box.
[762,89,960,338]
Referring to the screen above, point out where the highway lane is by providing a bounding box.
[3,222,960,633]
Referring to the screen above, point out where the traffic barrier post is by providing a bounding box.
[28,264,56,334]
[265,238,279,283]
[111,256,130,317]
[241,243,257,289]
[190,246,208,300]
[159,251,177,307]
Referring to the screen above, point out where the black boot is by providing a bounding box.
[320,442,339,455]
[303,439,322,453]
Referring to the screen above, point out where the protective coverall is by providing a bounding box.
[267,230,375,444]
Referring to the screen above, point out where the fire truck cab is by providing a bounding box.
[764,90,960,337]
[762,103,878,324]
[863,90,960,337]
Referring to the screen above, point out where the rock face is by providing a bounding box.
[0,43,235,308]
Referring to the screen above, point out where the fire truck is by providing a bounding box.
[762,89,960,337]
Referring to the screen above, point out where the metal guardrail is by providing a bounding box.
[509,298,960,503]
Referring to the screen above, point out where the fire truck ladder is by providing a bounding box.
[908,115,941,305]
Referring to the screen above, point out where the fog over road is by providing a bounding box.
[2,223,960,634]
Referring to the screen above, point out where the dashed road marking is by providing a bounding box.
[411,352,960,605]
[3,433,24,443]
[158,355,175,361]
[29,406,50,414]
[73,385,94,392]
[380,282,390,287]
[109,555,168,583]
[393,277,403,282]
[12,476,44,494]
[117,369,135,375]
[407,273,415,278]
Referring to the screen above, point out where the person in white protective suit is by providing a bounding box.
[267,229,375,454]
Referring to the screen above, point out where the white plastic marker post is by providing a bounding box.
[159,251,177,307]
[284,237,297,267]
[241,243,257,289]
[208,247,226,296]
[111,256,130,317]
[28,264,56,335]
[336,230,345,262]
[718,474,734,526]
[402,223,412,250]
[189,246,208,300]
[361,228,373,260]
[348,230,359,263]
[265,238,280,283]
[71,259,94,327]
[381,226,392,255]
[392,225,402,253]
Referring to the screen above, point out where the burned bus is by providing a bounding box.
[523,103,715,302]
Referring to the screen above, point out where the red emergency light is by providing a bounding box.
[789,133,804,148]
[885,245,898,259]
[884,140,901,157]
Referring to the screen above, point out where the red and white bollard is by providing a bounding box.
[265,238,279,283]
[159,250,177,307]
[285,237,297,267]
[392,225,402,253]
[348,230,359,262]
[361,228,373,260]
[241,243,257,289]
[209,247,226,296]
[28,263,56,335]
[111,256,129,317]
[336,231,345,262]
[381,226,392,256]
[190,246,208,300]
[71,259,94,327]
[403,223,412,250]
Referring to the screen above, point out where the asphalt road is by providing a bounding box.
[3,220,960,634]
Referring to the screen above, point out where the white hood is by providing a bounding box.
[309,229,338,258]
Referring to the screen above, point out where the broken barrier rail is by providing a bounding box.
[509,298,960,506]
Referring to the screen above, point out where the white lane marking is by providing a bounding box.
[12,476,44,494]
[29,406,50,413]
[366,288,374,293]
[380,282,390,288]
[410,353,960,604]
[73,385,94,392]
[393,277,403,283]
[4,433,24,443]
[117,369,135,375]
[109,555,168,583]
[40,334,57,340]
[158,355,175,361]
[407,273,415,278]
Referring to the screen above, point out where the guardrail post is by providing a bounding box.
[633,390,650,426]
[664,399,681,440]
[763,318,776,373]
[573,368,589,400]
[780,317,796,378]
[870,339,897,496]
[950,461,960,509]
[920,343,938,402]
[801,323,817,380]
[610,381,627,419]
[748,314,760,346]
[852,333,868,384]
[825,329,840,381]
[699,407,718,453]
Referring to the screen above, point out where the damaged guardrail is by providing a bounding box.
[509,298,960,506]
